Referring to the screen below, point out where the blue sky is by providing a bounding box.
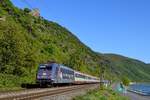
[11,0,150,63]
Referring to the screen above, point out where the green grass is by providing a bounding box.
[73,88,129,100]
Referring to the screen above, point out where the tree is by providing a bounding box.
[0,21,26,75]
[24,8,31,13]
[122,77,130,86]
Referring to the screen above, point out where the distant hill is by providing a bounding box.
[104,54,150,81]
[0,0,149,89]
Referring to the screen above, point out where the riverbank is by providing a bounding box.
[112,83,150,100]
[124,91,150,100]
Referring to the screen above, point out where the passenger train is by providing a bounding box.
[36,62,99,85]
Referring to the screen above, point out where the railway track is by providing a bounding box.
[0,84,99,100]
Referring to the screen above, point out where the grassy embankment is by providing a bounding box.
[73,87,129,100]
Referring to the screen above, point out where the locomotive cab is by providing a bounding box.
[36,63,54,85]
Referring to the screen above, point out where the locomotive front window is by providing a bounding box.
[39,65,52,70]
[40,65,46,69]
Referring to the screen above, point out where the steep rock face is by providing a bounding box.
[0,0,149,88]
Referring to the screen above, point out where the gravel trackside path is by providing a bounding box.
[37,84,99,100]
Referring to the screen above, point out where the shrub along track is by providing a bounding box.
[0,84,99,100]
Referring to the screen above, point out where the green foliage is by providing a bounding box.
[104,54,150,82]
[122,77,130,86]
[0,73,35,90]
[0,21,26,75]
[23,8,31,13]
[73,88,129,100]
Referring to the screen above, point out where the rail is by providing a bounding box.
[0,84,99,100]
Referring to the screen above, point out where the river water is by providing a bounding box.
[129,83,150,96]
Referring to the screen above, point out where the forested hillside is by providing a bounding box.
[104,54,150,81]
[0,0,149,89]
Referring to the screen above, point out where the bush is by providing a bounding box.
[73,88,129,100]
[122,77,130,86]
[24,8,31,13]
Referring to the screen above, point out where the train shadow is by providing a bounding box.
[21,83,41,89]
[21,83,89,89]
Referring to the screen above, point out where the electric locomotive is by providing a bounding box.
[36,62,99,85]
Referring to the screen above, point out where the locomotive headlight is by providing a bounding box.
[43,72,46,76]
